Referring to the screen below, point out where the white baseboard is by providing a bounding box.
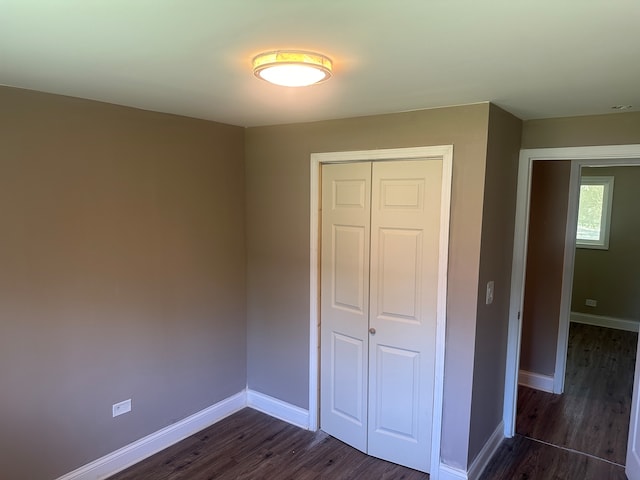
[247,389,310,430]
[436,421,504,480]
[518,370,554,393]
[56,391,247,480]
[571,311,639,333]
[438,463,468,480]
[467,421,504,480]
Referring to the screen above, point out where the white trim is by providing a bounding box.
[438,464,468,480]
[309,153,320,432]
[627,325,640,476]
[518,370,554,393]
[247,389,310,430]
[467,421,504,480]
[571,312,640,333]
[504,144,640,438]
[432,145,453,480]
[310,145,453,479]
[311,145,454,164]
[503,147,533,437]
[553,161,580,394]
[56,390,246,480]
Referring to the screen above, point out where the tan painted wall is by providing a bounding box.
[245,104,491,469]
[520,161,572,376]
[468,105,522,461]
[522,111,640,148]
[0,87,247,480]
[572,166,640,320]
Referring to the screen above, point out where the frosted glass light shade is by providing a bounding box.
[252,50,332,87]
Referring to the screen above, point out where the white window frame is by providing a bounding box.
[576,175,614,250]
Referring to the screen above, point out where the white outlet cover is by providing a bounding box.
[112,399,132,417]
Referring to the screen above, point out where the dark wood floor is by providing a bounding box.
[109,406,629,480]
[108,408,430,480]
[516,322,637,465]
[109,323,637,480]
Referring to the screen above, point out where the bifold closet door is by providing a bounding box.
[320,159,442,473]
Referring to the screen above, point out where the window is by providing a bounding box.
[576,175,614,249]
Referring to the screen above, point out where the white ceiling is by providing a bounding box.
[1,1,638,127]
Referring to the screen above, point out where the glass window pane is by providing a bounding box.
[577,184,604,241]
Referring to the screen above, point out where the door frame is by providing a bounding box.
[503,144,640,437]
[309,145,453,478]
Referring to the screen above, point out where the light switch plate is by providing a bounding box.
[486,281,495,305]
[112,399,131,417]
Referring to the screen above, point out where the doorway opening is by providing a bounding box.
[503,145,640,478]
[518,162,639,464]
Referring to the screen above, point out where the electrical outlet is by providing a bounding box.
[112,399,131,417]
[585,299,597,307]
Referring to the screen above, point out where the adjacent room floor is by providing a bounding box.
[479,434,627,479]
[517,322,636,464]
[481,322,636,479]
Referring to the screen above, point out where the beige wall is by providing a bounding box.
[245,104,492,469]
[522,111,640,148]
[572,166,640,320]
[520,161,572,376]
[0,87,247,480]
[468,105,522,461]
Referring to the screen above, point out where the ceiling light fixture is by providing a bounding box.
[252,50,333,87]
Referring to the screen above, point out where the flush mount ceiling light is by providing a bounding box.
[252,50,333,87]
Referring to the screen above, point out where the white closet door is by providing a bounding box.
[367,159,441,472]
[320,162,372,452]
[319,159,442,473]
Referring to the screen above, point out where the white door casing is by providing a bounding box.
[319,157,445,473]
[628,339,640,479]
[310,145,452,479]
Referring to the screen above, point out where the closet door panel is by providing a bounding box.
[320,162,371,452]
[368,159,442,473]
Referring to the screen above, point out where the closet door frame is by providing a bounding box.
[309,145,453,479]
